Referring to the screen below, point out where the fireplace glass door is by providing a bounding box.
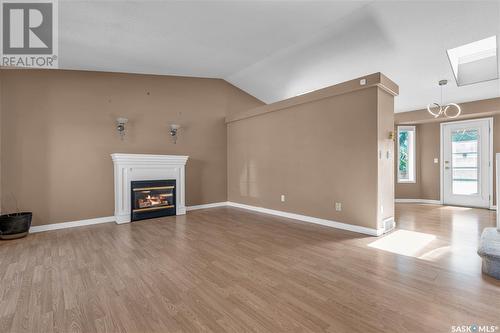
[131,180,176,221]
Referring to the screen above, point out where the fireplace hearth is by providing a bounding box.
[131,180,176,221]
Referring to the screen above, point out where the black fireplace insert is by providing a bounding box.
[130,180,176,221]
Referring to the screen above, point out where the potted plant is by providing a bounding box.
[0,195,32,240]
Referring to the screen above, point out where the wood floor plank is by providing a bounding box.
[0,204,499,332]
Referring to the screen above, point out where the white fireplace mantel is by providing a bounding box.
[111,153,189,224]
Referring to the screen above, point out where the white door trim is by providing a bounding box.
[440,117,493,208]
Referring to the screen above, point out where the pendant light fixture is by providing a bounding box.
[426,80,461,119]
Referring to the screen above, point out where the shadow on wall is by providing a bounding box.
[239,160,260,198]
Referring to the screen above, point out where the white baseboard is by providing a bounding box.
[395,199,442,205]
[490,205,497,211]
[226,201,383,236]
[29,202,227,234]
[28,201,388,237]
[30,216,115,233]
[186,202,228,211]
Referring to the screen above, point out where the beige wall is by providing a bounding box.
[395,98,500,202]
[395,122,441,200]
[227,75,397,230]
[0,69,263,226]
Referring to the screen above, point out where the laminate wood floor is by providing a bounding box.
[1,204,499,333]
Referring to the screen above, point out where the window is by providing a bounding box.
[397,126,416,183]
[451,128,479,195]
[447,36,498,86]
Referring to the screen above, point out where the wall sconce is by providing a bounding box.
[116,117,128,140]
[169,124,181,144]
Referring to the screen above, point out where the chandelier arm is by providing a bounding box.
[443,103,462,119]
[427,103,443,118]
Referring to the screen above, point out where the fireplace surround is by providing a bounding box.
[111,154,188,224]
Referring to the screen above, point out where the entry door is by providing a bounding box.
[442,118,491,208]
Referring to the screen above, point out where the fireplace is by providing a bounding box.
[130,180,176,221]
[111,154,188,224]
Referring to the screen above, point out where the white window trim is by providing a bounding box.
[397,125,416,184]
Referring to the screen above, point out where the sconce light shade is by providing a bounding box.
[116,117,128,124]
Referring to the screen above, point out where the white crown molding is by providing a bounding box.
[395,199,442,205]
[30,216,115,233]
[186,202,229,211]
[226,201,384,236]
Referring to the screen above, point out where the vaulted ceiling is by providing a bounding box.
[60,0,500,112]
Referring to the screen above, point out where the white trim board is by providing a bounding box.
[30,216,115,233]
[226,201,384,236]
[395,199,442,204]
[186,202,228,211]
[28,202,387,237]
[29,202,228,234]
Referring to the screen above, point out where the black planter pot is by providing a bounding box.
[0,212,32,240]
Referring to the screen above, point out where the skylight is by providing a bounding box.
[447,36,498,86]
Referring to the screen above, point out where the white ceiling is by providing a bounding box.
[59,1,500,112]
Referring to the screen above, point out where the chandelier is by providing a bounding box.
[426,80,461,119]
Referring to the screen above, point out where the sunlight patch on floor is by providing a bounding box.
[418,246,451,261]
[368,230,436,257]
[438,206,473,211]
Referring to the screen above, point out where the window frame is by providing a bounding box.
[397,125,416,184]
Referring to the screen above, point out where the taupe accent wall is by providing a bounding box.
[227,75,397,230]
[395,98,500,202]
[0,69,263,226]
[395,122,441,200]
